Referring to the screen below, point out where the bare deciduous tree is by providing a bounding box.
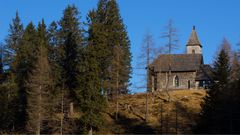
[161,19,179,101]
[110,45,124,120]
[137,31,156,122]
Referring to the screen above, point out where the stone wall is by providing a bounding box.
[152,71,197,90]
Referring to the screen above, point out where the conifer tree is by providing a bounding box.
[26,20,53,134]
[77,41,106,134]
[0,12,24,132]
[87,0,111,100]
[195,44,231,133]
[15,22,38,131]
[0,44,18,132]
[106,0,132,95]
[5,11,24,71]
[58,4,83,104]
[87,0,132,100]
[48,21,62,86]
[57,5,84,133]
[230,52,240,81]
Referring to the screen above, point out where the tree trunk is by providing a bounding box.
[70,102,74,116]
[88,126,93,135]
[60,87,64,135]
[145,92,149,122]
[36,85,42,135]
[176,105,178,134]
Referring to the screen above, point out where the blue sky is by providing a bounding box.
[0,0,240,93]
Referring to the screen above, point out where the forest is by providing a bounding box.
[0,0,240,134]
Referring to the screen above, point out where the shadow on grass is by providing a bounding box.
[109,113,157,134]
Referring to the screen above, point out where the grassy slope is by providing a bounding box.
[100,89,206,134]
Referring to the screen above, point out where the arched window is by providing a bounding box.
[192,49,195,54]
[173,75,179,87]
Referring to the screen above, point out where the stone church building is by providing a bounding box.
[149,26,213,91]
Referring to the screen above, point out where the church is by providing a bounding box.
[149,26,213,91]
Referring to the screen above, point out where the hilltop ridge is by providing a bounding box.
[100,90,206,134]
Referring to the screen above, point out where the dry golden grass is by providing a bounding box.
[103,89,206,134]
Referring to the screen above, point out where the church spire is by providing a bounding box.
[186,26,202,47]
[186,26,202,54]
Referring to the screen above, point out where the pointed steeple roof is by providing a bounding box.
[186,26,202,47]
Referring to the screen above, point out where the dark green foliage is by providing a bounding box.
[4,11,24,71]
[106,0,132,94]
[76,44,106,133]
[194,40,240,134]
[15,22,38,131]
[87,1,111,98]
[0,46,3,76]
[0,81,18,132]
[230,52,240,81]
[0,51,18,132]
[58,5,83,98]
[213,49,231,86]
[26,20,55,134]
[0,12,23,132]
[0,2,133,134]
[48,21,62,87]
[89,0,132,97]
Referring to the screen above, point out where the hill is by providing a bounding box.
[100,89,206,134]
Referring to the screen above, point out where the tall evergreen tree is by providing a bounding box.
[48,21,62,86]
[106,0,132,95]
[58,4,83,101]
[0,45,18,133]
[87,0,131,100]
[57,5,84,133]
[0,12,24,132]
[77,40,106,134]
[26,20,53,134]
[5,11,24,71]
[194,44,231,133]
[15,22,38,131]
[87,0,111,100]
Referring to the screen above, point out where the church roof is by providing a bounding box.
[186,26,202,47]
[150,54,203,72]
[195,65,213,81]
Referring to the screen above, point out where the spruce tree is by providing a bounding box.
[0,12,23,132]
[58,5,84,133]
[87,0,111,100]
[0,45,18,133]
[87,0,132,101]
[15,22,38,131]
[195,45,231,133]
[48,21,62,86]
[58,4,83,102]
[26,20,55,134]
[5,11,24,71]
[77,42,106,134]
[106,0,132,94]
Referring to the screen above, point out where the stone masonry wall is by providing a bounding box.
[154,71,197,90]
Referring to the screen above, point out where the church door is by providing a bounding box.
[188,80,190,89]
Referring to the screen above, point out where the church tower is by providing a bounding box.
[186,26,202,54]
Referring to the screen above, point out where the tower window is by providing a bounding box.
[192,49,195,54]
